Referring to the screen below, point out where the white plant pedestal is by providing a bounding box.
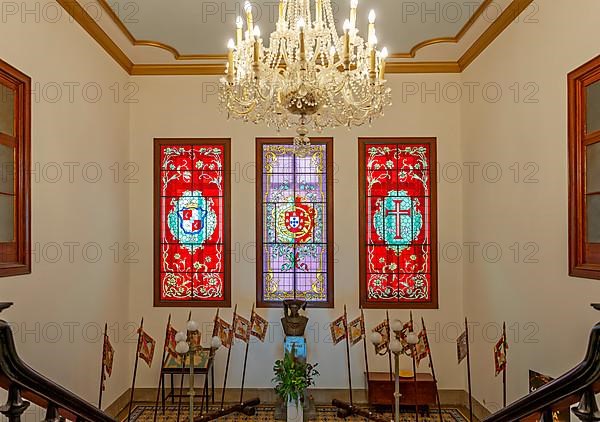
[287,400,303,422]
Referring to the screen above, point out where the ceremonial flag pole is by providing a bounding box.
[220,304,237,410]
[176,312,193,422]
[239,304,254,404]
[200,309,220,414]
[465,317,473,422]
[386,310,393,381]
[343,305,354,407]
[410,312,419,422]
[360,307,370,387]
[421,317,443,422]
[153,314,172,422]
[502,322,507,408]
[98,323,108,409]
[175,353,187,422]
[127,318,144,422]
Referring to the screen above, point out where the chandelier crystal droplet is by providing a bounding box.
[219,0,392,156]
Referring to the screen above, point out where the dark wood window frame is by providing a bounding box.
[0,59,31,278]
[255,138,334,309]
[153,138,231,307]
[358,137,438,309]
[569,55,600,280]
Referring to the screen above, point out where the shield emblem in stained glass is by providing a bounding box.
[179,206,206,234]
[281,201,315,243]
[168,192,217,251]
[373,192,422,248]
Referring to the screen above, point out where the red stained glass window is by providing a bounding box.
[154,139,230,307]
[359,138,438,309]
[256,138,334,308]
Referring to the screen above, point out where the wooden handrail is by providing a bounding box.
[0,305,115,421]
[484,316,600,421]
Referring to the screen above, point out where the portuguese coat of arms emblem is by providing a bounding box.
[278,200,315,243]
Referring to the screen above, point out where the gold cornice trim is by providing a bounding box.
[390,0,493,59]
[133,41,226,61]
[130,64,226,76]
[386,62,461,73]
[458,0,535,71]
[130,61,461,76]
[56,0,132,73]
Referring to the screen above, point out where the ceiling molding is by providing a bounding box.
[390,0,494,59]
[96,0,493,62]
[384,62,461,74]
[130,64,227,76]
[95,0,225,60]
[56,0,132,73]
[129,61,462,76]
[458,0,535,70]
[57,0,533,75]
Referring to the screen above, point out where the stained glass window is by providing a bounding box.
[256,139,334,308]
[154,139,230,307]
[359,138,438,308]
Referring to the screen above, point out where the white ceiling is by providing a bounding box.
[107,0,486,56]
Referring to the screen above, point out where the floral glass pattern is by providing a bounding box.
[360,139,437,308]
[257,140,333,306]
[156,140,229,306]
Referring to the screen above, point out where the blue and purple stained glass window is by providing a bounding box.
[359,138,438,309]
[256,139,334,308]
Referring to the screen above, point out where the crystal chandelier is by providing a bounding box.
[219,0,392,155]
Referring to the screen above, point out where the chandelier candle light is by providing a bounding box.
[219,0,392,155]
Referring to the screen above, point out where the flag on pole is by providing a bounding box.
[348,315,365,346]
[189,330,202,349]
[138,329,156,367]
[415,329,430,367]
[215,317,233,349]
[165,324,178,358]
[251,310,269,342]
[234,314,251,343]
[372,320,390,355]
[397,320,414,353]
[102,334,115,378]
[494,332,508,376]
[330,315,347,345]
[457,330,468,364]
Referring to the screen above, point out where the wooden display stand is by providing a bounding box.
[160,364,214,411]
[366,372,437,413]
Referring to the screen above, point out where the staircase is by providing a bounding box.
[0,303,115,422]
[0,303,598,421]
[483,304,600,422]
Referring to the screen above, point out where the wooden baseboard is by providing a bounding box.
[106,387,490,420]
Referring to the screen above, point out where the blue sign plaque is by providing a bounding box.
[284,336,307,362]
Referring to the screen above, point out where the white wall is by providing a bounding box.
[2,0,598,412]
[461,0,600,414]
[128,74,466,390]
[0,0,131,410]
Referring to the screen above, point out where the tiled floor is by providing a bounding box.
[127,404,470,421]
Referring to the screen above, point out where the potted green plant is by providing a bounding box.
[272,349,319,421]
